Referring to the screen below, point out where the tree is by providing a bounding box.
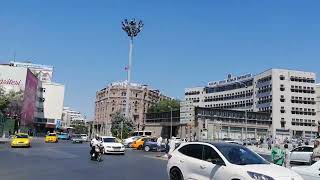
[111,112,134,139]
[71,120,88,134]
[0,88,23,118]
[148,99,180,113]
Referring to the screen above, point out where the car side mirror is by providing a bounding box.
[212,159,225,166]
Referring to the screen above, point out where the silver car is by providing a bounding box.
[72,134,85,143]
[289,145,313,165]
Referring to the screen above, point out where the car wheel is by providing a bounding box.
[144,146,150,152]
[138,145,142,150]
[170,167,183,180]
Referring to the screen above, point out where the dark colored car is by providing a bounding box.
[142,138,165,152]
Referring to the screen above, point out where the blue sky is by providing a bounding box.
[1,1,320,119]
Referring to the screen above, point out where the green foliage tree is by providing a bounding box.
[111,112,134,139]
[71,120,88,134]
[0,87,23,118]
[148,99,180,113]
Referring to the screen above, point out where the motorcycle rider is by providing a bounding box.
[90,134,102,158]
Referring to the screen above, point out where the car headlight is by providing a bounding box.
[121,146,125,149]
[247,172,274,180]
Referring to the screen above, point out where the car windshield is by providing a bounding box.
[16,134,28,138]
[81,134,87,137]
[215,144,269,165]
[103,138,116,143]
[61,133,68,135]
[48,134,56,136]
[74,135,81,138]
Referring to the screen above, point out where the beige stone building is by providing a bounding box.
[94,81,171,132]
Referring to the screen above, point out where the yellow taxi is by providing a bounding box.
[11,133,31,148]
[131,137,146,150]
[45,133,58,143]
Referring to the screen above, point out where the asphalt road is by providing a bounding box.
[0,138,169,180]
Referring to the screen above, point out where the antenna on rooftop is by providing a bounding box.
[13,52,16,62]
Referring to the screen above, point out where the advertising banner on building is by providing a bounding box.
[0,66,27,92]
[21,69,38,127]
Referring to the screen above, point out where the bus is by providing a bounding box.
[132,131,152,137]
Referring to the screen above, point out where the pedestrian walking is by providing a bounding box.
[311,138,320,164]
[271,143,285,166]
[267,137,273,150]
[284,144,290,168]
[165,139,170,155]
[156,136,163,152]
[259,137,264,148]
[168,137,176,154]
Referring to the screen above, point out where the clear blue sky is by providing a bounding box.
[1,1,320,119]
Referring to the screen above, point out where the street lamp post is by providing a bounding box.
[122,19,144,119]
[169,106,173,138]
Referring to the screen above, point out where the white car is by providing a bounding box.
[171,137,182,144]
[292,161,320,180]
[289,145,313,165]
[80,134,88,141]
[123,136,140,147]
[167,142,303,180]
[100,136,125,155]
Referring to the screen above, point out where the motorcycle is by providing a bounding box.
[90,144,104,162]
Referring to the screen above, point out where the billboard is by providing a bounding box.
[0,66,27,92]
[21,69,38,127]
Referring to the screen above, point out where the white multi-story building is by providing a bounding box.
[10,61,65,133]
[316,84,320,133]
[185,69,318,139]
[36,82,65,131]
[62,107,86,127]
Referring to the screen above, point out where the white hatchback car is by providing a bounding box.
[289,145,313,165]
[292,161,320,180]
[123,136,141,147]
[100,136,125,155]
[167,142,303,180]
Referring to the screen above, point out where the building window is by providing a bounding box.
[39,97,45,102]
[281,121,285,128]
[280,84,285,91]
[280,95,285,102]
[37,108,44,112]
[112,107,115,112]
[280,106,285,113]
[280,75,285,80]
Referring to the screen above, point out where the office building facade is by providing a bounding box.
[62,107,86,127]
[185,69,317,139]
